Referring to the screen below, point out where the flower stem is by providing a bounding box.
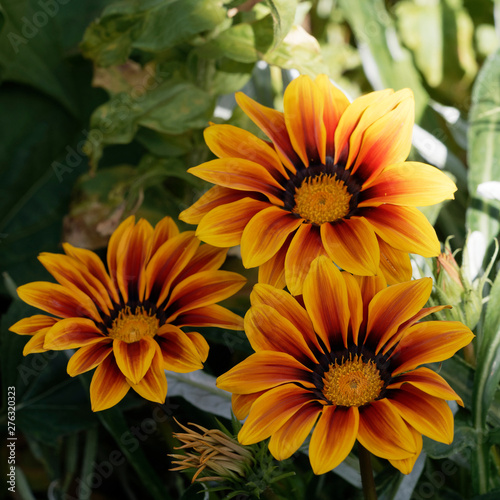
[358,443,378,500]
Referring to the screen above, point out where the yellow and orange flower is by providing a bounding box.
[180,74,457,294]
[10,216,245,411]
[217,256,473,474]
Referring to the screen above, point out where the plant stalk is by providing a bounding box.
[358,442,377,500]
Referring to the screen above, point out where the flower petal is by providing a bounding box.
[156,324,206,372]
[64,243,120,304]
[216,351,313,394]
[303,256,350,350]
[390,321,474,375]
[44,318,106,350]
[351,93,414,181]
[204,123,288,178]
[283,75,326,166]
[144,231,200,306]
[115,218,153,303]
[377,236,412,284]
[23,331,50,355]
[149,216,179,255]
[67,341,113,376]
[240,206,303,268]
[285,223,328,296]
[359,162,457,207]
[366,278,433,353]
[341,272,364,345]
[250,284,320,353]
[238,384,316,445]
[334,89,394,165]
[174,304,244,330]
[9,314,57,335]
[315,74,350,159]
[90,355,130,411]
[165,270,246,321]
[38,253,112,315]
[389,423,423,475]
[245,304,318,364]
[388,385,454,443]
[17,282,101,323]
[269,401,322,460]
[187,158,285,206]
[236,91,301,172]
[179,186,246,225]
[257,233,290,290]
[357,399,417,460]
[106,215,135,291]
[184,332,209,363]
[174,244,227,282]
[113,336,157,384]
[387,367,463,406]
[196,197,269,247]
[232,392,265,420]
[128,347,168,404]
[321,218,379,276]
[309,406,359,474]
[362,205,440,256]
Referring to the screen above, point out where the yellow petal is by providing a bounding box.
[113,336,157,384]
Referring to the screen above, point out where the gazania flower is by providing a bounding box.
[180,74,457,294]
[10,216,245,411]
[217,256,473,474]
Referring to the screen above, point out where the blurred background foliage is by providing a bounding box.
[1,0,500,499]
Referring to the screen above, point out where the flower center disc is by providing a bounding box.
[108,306,159,343]
[293,173,351,225]
[322,355,384,407]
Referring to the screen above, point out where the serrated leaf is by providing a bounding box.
[466,48,500,245]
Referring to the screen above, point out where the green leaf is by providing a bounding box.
[86,76,215,168]
[264,0,298,49]
[81,0,227,66]
[0,85,89,292]
[466,48,500,246]
[97,407,172,500]
[0,0,109,116]
[0,301,98,444]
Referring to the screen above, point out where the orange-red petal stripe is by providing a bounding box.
[257,233,289,290]
[43,317,106,350]
[359,162,457,207]
[174,304,244,331]
[204,123,288,178]
[357,399,417,460]
[156,324,206,373]
[128,347,168,404]
[388,385,454,443]
[283,75,326,166]
[309,406,359,474]
[67,341,113,376]
[303,256,350,350]
[240,206,303,268]
[17,282,102,323]
[269,401,322,460]
[285,223,327,296]
[216,351,313,394]
[187,158,285,206]
[113,336,157,384]
[196,197,269,247]
[90,355,130,411]
[236,92,301,173]
[321,218,380,276]
[9,315,58,335]
[362,205,440,257]
[232,392,265,420]
[237,384,316,445]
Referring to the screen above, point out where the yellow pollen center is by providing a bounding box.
[293,174,351,225]
[108,306,159,343]
[322,355,384,407]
